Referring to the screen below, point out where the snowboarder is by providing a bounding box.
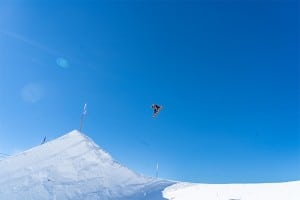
[151,104,162,117]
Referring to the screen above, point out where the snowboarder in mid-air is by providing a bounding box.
[151,104,163,118]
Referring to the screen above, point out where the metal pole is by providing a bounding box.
[79,103,87,132]
[156,163,159,178]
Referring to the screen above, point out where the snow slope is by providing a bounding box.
[0,130,173,200]
[0,130,299,200]
[163,181,300,200]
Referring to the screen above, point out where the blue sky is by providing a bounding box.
[0,0,299,183]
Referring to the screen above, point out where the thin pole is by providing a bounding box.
[156,163,159,178]
[79,103,87,132]
[41,136,46,145]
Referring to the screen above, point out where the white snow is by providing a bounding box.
[0,130,299,200]
[0,130,173,200]
[163,181,300,200]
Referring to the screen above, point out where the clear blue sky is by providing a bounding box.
[0,0,299,183]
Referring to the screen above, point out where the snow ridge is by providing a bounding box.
[1,130,299,200]
[0,130,173,200]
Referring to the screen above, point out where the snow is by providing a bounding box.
[0,130,173,200]
[163,181,300,200]
[0,130,299,200]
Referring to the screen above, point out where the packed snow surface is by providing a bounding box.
[0,130,299,200]
[163,181,300,200]
[0,130,173,200]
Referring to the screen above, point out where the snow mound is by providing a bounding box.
[0,130,173,200]
[1,130,299,200]
[163,181,300,200]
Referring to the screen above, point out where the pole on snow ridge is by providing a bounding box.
[156,163,159,178]
[79,103,87,132]
[41,136,47,145]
